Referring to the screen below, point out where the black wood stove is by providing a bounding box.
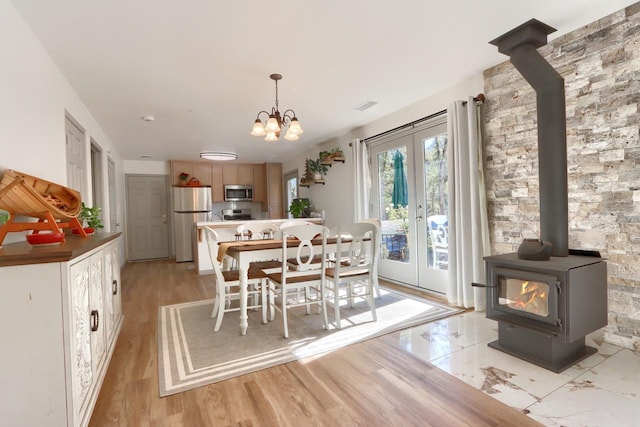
[483,253,607,372]
[476,20,608,372]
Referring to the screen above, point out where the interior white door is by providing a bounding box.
[370,117,448,294]
[126,175,170,261]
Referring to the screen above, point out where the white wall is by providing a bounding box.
[283,73,484,227]
[0,0,124,253]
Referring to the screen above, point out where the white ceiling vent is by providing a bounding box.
[355,101,379,112]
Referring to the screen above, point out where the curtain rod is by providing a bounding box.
[354,93,485,145]
[360,109,446,144]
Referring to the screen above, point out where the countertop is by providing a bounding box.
[0,232,122,267]
[196,218,325,229]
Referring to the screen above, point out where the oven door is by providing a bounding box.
[488,267,561,328]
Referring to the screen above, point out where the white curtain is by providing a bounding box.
[446,98,490,310]
[352,138,371,221]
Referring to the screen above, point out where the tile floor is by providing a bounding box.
[387,311,640,426]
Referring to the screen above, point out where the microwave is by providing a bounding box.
[224,185,253,201]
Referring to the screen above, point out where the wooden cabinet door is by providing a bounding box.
[253,164,266,202]
[170,160,193,186]
[266,163,283,218]
[238,164,253,185]
[211,163,224,201]
[222,164,238,185]
[192,162,213,186]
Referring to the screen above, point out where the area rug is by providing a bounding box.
[158,288,462,396]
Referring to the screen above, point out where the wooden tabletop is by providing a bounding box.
[0,232,121,267]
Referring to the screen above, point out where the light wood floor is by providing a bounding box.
[90,259,541,427]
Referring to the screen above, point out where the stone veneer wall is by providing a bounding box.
[483,3,640,350]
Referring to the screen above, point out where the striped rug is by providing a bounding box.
[158,288,462,396]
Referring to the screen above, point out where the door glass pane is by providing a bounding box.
[423,135,448,270]
[285,173,298,218]
[377,147,409,263]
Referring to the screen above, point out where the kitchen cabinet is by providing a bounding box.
[222,164,253,186]
[0,234,123,427]
[170,160,212,186]
[211,163,224,202]
[252,164,267,202]
[265,162,284,218]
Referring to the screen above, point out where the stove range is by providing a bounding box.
[222,208,253,221]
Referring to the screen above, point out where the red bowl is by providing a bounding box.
[26,232,65,246]
[72,227,94,235]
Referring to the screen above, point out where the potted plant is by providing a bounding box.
[288,199,309,218]
[76,202,104,234]
[307,158,328,180]
[330,146,344,160]
[178,172,190,185]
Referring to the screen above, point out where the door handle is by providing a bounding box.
[416,216,423,221]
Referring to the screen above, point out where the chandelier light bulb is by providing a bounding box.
[288,118,303,134]
[265,132,278,142]
[265,115,280,133]
[250,119,266,136]
[284,130,299,141]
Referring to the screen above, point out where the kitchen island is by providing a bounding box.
[195,218,324,274]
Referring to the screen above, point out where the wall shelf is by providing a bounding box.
[300,179,325,188]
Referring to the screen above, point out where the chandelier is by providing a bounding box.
[250,73,303,141]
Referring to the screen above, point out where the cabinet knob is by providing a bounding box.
[112,279,118,295]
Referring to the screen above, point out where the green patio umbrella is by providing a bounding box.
[392,150,408,208]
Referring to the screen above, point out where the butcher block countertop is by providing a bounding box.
[0,232,121,267]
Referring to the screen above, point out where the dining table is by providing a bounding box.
[217,236,373,335]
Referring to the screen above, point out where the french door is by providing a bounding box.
[370,118,448,294]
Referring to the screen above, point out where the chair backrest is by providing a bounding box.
[358,218,381,259]
[279,220,314,230]
[203,227,227,284]
[334,222,376,276]
[236,222,279,240]
[280,224,327,277]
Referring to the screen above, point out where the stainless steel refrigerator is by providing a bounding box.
[173,186,211,262]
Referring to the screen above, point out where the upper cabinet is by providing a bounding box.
[170,160,278,206]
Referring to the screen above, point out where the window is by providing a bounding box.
[284,170,298,218]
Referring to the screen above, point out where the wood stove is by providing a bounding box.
[482,253,607,372]
[478,19,609,372]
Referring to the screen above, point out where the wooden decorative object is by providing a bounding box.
[0,169,86,244]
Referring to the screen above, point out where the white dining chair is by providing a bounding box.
[358,218,382,298]
[203,227,275,332]
[265,224,329,338]
[323,222,378,329]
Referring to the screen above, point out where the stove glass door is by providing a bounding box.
[491,267,560,325]
[498,277,550,317]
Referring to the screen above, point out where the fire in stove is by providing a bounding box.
[499,279,549,317]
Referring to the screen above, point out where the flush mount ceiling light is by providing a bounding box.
[200,151,238,161]
[250,73,303,142]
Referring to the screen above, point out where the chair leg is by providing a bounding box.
[373,276,381,298]
[268,282,275,321]
[261,280,267,324]
[334,283,341,329]
[320,284,328,330]
[282,287,289,338]
[368,281,378,322]
[214,285,226,332]
[211,288,220,319]
[304,287,311,315]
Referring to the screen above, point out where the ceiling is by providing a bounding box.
[11,0,637,163]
